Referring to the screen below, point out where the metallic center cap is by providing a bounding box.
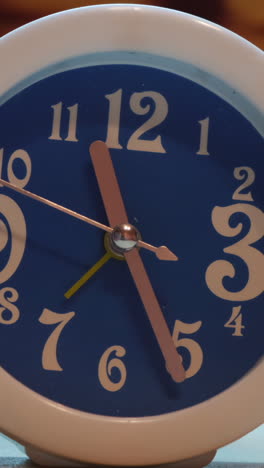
[110,223,141,255]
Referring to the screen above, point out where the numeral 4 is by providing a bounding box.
[225,306,245,336]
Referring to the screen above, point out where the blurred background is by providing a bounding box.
[0,0,263,48]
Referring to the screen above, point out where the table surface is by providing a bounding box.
[0,425,264,467]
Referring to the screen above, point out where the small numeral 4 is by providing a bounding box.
[225,306,245,336]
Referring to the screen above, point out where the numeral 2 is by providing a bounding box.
[232,166,255,202]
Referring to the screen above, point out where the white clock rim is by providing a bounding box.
[1,4,263,113]
[0,4,263,465]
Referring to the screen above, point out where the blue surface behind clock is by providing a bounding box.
[0,62,263,417]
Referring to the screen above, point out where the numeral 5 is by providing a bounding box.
[172,320,203,378]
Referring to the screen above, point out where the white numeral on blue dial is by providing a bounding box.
[196,117,210,156]
[49,102,79,142]
[225,306,245,336]
[0,287,20,325]
[232,166,255,202]
[105,89,167,152]
[98,345,127,392]
[206,203,264,301]
[39,308,75,371]
[172,320,203,379]
[0,195,27,284]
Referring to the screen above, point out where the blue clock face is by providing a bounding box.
[0,57,263,417]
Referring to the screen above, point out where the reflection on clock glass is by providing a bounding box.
[0,60,263,417]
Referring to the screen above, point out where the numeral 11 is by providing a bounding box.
[49,102,79,142]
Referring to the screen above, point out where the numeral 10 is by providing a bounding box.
[48,93,210,155]
[0,148,32,189]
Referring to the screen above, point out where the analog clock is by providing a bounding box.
[0,4,263,467]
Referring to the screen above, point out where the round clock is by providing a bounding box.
[0,4,263,467]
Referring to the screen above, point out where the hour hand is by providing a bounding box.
[64,251,112,299]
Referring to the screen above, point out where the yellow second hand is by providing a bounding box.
[65,251,112,299]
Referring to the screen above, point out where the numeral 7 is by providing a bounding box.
[39,308,75,371]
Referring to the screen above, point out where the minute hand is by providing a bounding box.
[89,140,185,383]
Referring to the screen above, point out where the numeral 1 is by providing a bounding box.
[49,102,79,142]
[105,89,123,149]
[196,117,210,155]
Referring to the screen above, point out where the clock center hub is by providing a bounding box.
[109,223,141,256]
